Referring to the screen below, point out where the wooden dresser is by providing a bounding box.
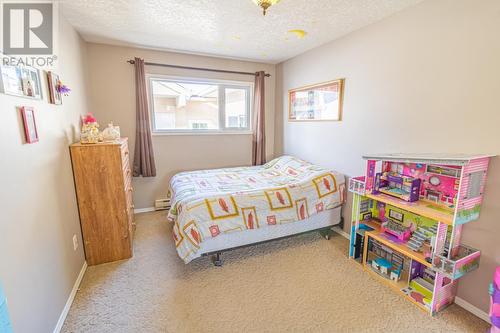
[70,138,134,265]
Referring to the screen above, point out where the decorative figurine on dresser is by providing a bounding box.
[70,136,134,265]
[347,153,494,315]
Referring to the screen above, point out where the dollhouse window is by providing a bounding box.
[360,200,370,213]
[465,171,483,199]
[427,193,440,202]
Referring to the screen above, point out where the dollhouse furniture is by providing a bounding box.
[373,258,392,274]
[348,153,493,315]
[390,267,402,282]
[380,219,412,241]
[374,172,421,202]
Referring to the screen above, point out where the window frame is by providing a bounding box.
[147,74,253,135]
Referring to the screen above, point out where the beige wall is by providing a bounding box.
[0,16,88,333]
[86,43,276,209]
[275,0,500,314]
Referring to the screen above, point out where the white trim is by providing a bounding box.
[134,207,155,214]
[53,261,87,333]
[454,296,490,323]
[332,226,350,239]
[145,73,254,86]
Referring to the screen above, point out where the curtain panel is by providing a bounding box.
[252,71,266,166]
[132,57,157,177]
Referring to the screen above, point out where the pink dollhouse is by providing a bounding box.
[348,153,494,315]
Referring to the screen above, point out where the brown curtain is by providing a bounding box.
[132,57,156,177]
[252,71,266,166]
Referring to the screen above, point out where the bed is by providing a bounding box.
[167,155,346,264]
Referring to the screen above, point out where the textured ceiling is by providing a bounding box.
[61,0,422,63]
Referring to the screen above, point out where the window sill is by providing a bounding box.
[152,130,253,136]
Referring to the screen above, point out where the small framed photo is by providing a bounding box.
[47,71,62,105]
[20,106,39,143]
[289,79,344,121]
[389,209,404,222]
[21,67,43,99]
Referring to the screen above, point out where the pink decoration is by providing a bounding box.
[83,113,97,124]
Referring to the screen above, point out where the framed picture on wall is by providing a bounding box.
[0,65,43,99]
[47,71,62,105]
[288,79,344,121]
[0,65,23,97]
[21,67,43,99]
[20,106,39,143]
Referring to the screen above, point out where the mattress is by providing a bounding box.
[168,155,346,263]
[199,206,342,255]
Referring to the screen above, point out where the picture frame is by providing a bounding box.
[0,65,23,97]
[0,65,43,99]
[388,209,404,222]
[20,106,39,143]
[21,67,43,99]
[288,79,344,121]
[47,71,62,105]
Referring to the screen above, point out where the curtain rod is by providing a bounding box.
[126,59,271,77]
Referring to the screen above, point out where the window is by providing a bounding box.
[465,171,483,199]
[149,77,252,133]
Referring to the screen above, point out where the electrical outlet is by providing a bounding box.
[72,234,78,251]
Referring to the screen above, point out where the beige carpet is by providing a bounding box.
[62,211,488,333]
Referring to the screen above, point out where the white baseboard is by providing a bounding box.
[134,207,155,214]
[332,226,350,239]
[454,296,490,323]
[53,261,87,333]
[332,227,490,323]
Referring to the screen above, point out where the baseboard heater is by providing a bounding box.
[155,198,171,211]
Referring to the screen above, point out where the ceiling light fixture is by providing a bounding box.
[288,29,307,39]
[252,0,281,16]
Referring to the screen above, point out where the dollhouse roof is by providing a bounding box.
[362,153,495,166]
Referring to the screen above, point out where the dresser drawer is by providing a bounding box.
[123,161,132,183]
[125,185,134,210]
[127,205,136,235]
[121,142,130,163]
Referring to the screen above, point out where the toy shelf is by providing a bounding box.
[361,231,439,314]
[365,193,454,225]
[348,153,493,315]
[362,220,432,268]
[363,262,429,313]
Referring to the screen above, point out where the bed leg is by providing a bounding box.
[319,228,333,240]
[212,253,223,267]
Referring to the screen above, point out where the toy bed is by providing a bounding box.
[167,155,346,264]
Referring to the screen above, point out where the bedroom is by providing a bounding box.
[0,0,499,332]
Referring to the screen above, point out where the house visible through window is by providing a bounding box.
[149,77,251,133]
